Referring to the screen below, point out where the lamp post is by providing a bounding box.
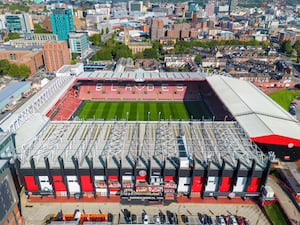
[158,112,161,121]
[148,112,150,121]
[126,112,129,121]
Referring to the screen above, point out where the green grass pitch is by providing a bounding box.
[77,101,212,121]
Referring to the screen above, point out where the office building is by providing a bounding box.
[129,1,143,12]
[150,19,164,41]
[50,8,75,41]
[68,32,89,57]
[5,13,34,33]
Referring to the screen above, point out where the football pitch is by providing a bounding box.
[77,101,212,121]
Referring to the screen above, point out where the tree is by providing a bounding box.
[7,32,20,40]
[194,55,202,65]
[106,27,109,34]
[101,28,104,35]
[293,40,300,57]
[18,64,30,78]
[134,52,143,59]
[143,48,158,59]
[0,59,10,74]
[34,23,50,33]
[280,40,292,54]
[88,33,103,47]
[71,53,78,60]
[92,48,113,61]
[8,64,19,77]
[113,45,132,60]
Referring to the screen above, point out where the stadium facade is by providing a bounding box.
[1,64,299,203]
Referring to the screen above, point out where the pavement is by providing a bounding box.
[20,193,271,225]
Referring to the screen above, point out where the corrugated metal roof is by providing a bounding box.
[206,75,300,139]
[0,81,30,101]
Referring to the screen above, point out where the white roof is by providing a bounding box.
[206,75,300,140]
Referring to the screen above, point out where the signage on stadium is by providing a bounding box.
[95,83,185,92]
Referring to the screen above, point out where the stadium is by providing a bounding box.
[2,63,300,204]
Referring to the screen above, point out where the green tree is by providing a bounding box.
[71,53,78,60]
[7,32,20,40]
[194,55,202,65]
[101,28,104,35]
[113,45,132,60]
[92,48,113,61]
[9,3,29,12]
[88,33,103,47]
[293,40,300,56]
[18,64,30,78]
[143,48,158,59]
[34,23,50,33]
[8,64,19,77]
[70,59,77,65]
[106,27,109,34]
[134,52,144,59]
[0,59,10,74]
[280,40,292,54]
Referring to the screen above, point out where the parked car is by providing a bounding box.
[181,214,188,223]
[154,215,161,224]
[229,216,238,225]
[217,216,226,225]
[143,214,149,224]
[159,212,166,224]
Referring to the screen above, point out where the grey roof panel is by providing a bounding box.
[206,75,300,140]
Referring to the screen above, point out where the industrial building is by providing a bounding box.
[0,81,31,113]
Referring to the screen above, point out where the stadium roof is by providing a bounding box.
[19,121,266,170]
[206,76,300,147]
[77,71,211,80]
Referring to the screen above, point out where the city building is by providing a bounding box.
[68,32,89,57]
[0,132,16,159]
[124,28,152,54]
[10,33,58,48]
[0,159,23,225]
[129,1,143,12]
[0,81,31,113]
[150,19,164,41]
[43,41,71,72]
[0,46,44,75]
[5,13,34,33]
[50,8,75,41]
[229,0,238,14]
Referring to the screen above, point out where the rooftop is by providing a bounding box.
[0,81,30,102]
[19,121,266,169]
[77,71,212,80]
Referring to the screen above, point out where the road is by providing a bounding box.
[267,176,300,225]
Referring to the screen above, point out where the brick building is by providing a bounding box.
[150,19,164,40]
[43,41,71,72]
[0,47,44,75]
